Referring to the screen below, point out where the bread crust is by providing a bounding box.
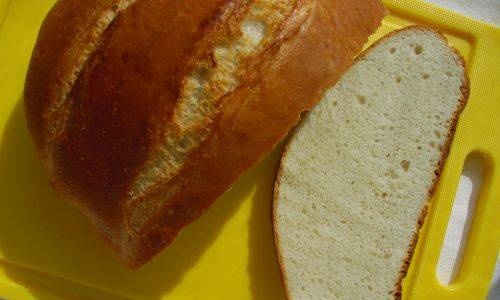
[272,25,470,299]
[24,0,386,267]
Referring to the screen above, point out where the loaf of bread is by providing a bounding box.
[274,26,469,299]
[24,0,385,267]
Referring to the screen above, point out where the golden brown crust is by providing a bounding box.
[272,25,470,299]
[25,0,386,268]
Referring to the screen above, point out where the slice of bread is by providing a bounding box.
[273,26,469,300]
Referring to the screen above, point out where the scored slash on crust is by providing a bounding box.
[43,0,138,177]
[129,0,300,205]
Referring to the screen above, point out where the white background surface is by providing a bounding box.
[423,1,499,299]
[428,0,500,26]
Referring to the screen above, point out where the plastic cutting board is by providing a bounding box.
[0,0,498,299]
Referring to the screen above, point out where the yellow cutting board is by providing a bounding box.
[0,0,498,299]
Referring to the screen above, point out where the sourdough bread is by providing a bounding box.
[274,26,469,299]
[24,0,385,267]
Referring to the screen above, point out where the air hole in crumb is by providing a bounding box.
[434,130,442,138]
[438,144,444,151]
[357,95,367,105]
[368,286,373,291]
[333,101,338,106]
[390,126,394,131]
[423,74,429,79]
[345,119,350,124]
[301,286,305,291]
[430,141,436,148]
[414,45,423,55]
[417,146,423,150]
[390,47,396,54]
[351,181,355,185]
[312,203,317,209]
[313,228,320,235]
[384,113,389,117]
[401,160,411,172]
[340,220,347,224]
[375,139,380,143]
[342,256,352,263]
[382,192,388,198]
[396,76,402,83]
[302,208,307,214]
[445,71,452,77]
[385,169,399,179]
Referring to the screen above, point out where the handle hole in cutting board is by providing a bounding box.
[436,152,486,285]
